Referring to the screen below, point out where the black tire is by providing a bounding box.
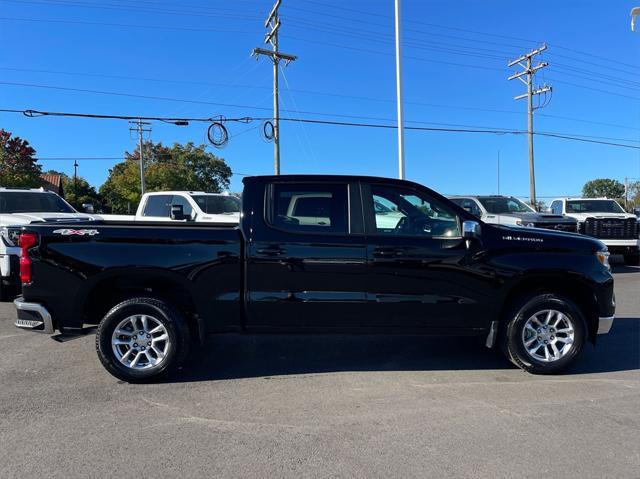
[95,297,190,383]
[501,293,586,374]
[623,254,640,266]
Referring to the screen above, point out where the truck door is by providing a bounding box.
[361,182,493,331]
[245,180,369,331]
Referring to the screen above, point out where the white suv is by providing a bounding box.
[0,187,95,300]
[549,197,640,265]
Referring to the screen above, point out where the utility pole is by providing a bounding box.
[252,0,297,175]
[625,176,629,209]
[129,119,151,195]
[394,0,405,180]
[73,160,78,208]
[508,44,552,207]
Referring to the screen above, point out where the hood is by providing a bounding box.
[0,212,96,226]
[565,212,637,222]
[489,223,605,253]
[484,212,575,225]
[501,212,576,224]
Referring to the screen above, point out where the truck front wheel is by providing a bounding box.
[501,294,586,374]
[95,297,190,383]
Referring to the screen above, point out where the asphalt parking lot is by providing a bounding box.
[0,262,638,479]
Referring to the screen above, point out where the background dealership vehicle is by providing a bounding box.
[0,187,95,301]
[14,175,614,382]
[99,191,241,223]
[449,195,578,232]
[549,197,640,265]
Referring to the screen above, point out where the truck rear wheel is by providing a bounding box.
[501,293,586,374]
[623,253,640,266]
[95,297,190,383]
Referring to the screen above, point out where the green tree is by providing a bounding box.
[100,141,232,213]
[44,170,100,210]
[0,129,43,187]
[581,178,625,200]
[626,180,640,210]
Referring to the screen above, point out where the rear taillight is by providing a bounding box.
[19,232,38,284]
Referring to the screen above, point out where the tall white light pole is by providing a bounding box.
[394,0,406,179]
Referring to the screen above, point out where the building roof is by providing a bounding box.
[41,173,63,196]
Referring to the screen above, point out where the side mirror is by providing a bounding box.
[82,203,95,214]
[170,204,186,221]
[462,220,481,239]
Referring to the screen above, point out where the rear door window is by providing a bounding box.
[268,183,349,234]
[142,195,173,217]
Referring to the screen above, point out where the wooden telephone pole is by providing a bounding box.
[508,44,552,207]
[252,0,297,175]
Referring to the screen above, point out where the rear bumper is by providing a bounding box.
[597,315,615,335]
[14,298,54,334]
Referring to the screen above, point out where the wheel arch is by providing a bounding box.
[77,268,203,344]
[499,273,600,343]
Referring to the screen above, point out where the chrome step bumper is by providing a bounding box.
[14,298,54,334]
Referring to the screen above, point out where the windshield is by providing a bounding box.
[192,195,240,215]
[0,192,76,214]
[477,196,534,214]
[566,200,624,213]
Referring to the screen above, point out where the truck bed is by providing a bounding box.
[20,221,244,335]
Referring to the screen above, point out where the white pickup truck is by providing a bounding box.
[0,187,96,300]
[100,191,241,223]
[549,197,640,265]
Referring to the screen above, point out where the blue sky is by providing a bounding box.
[1,0,639,201]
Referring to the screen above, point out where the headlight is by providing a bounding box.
[0,227,21,247]
[596,250,610,270]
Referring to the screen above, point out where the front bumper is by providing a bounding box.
[600,239,639,255]
[14,298,54,334]
[597,316,615,335]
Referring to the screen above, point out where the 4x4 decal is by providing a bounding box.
[52,229,100,236]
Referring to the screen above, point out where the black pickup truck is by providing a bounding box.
[14,175,615,382]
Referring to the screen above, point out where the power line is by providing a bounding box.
[296,0,640,72]
[2,108,639,150]
[0,16,256,34]
[3,66,638,131]
[2,0,261,21]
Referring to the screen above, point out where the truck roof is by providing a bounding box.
[0,187,47,192]
[243,174,437,191]
[559,197,615,201]
[143,191,231,196]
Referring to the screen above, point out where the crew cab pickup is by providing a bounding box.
[449,195,577,232]
[549,197,640,265]
[13,175,615,382]
[99,191,241,224]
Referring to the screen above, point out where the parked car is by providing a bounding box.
[98,191,240,223]
[549,197,640,265]
[14,175,615,382]
[0,187,96,301]
[449,195,578,232]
